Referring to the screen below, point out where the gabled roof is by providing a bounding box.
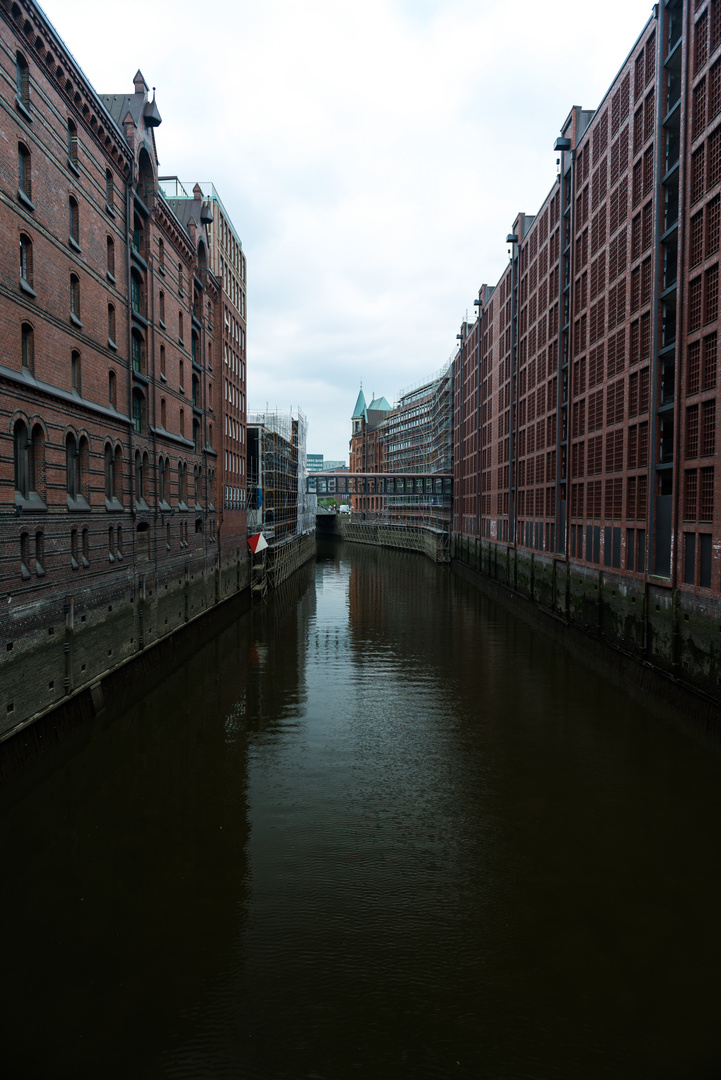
[367,395,391,412]
[352,385,367,419]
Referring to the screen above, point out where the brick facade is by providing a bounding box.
[454,1,721,605]
[0,0,249,735]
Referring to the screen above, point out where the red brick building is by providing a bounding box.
[455,2,721,602]
[0,0,247,735]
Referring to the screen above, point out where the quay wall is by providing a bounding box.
[1,529,318,748]
[451,534,721,716]
[339,520,449,563]
[1,547,251,744]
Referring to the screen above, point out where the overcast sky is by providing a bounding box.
[41,0,655,463]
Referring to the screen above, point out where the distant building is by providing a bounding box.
[323,460,347,471]
[349,388,392,514]
[307,454,324,473]
[348,373,453,526]
[247,409,315,542]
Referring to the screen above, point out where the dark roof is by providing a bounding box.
[99,91,144,129]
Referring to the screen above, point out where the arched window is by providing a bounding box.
[191,330,198,365]
[132,212,144,258]
[160,344,166,378]
[179,360,184,390]
[179,407,185,437]
[132,388,145,434]
[70,274,80,321]
[18,142,31,202]
[158,238,165,273]
[71,350,81,393]
[159,290,165,325]
[178,262,184,295]
[114,447,122,499]
[108,303,116,345]
[106,236,115,279]
[66,432,79,498]
[108,526,115,562]
[131,269,143,315]
[67,118,78,168]
[105,169,114,211]
[192,373,199,407]
[178,460,187,505]
[178,311,184,343]
[104,443,115,500]
[193,418,200,453]
[134,449,144,500]
[108,369,116,408]
[69,196,79,246]
[21,323,33,373]
[20,233,33,288]
[160,398,167,429]
[14,420,29,498]
[194,465,201,507]
[208,423,213,449]
[159,455,166,503]
[16,52,29,108]
[131,329,144,374]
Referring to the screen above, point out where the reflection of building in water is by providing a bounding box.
[348,368,453,527]
[247,409,316,542]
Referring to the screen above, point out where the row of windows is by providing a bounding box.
[18,318,210,440]
[13,418,213,508]
[15,517,212,582]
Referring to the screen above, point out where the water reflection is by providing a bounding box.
[0,545,720,1080]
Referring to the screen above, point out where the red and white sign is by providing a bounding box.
[248,532,268,554]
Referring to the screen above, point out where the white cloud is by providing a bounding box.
[41,0,655,459]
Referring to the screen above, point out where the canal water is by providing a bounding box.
[1,543,721,1080]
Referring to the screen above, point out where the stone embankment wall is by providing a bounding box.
[1,549,250,743]
[451,534,721,712]
[340,520,449,563]
[1,530,318,747]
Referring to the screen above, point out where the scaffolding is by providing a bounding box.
[247,408,316,543]
[379,362,453,529]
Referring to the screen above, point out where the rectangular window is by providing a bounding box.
[709,127,721,189]
[688,340,701,394]
[689,276,703,331]
[693,77,707,140]
[710,57,721,123]
[706,263,720,322]
[684,470,697,521]
[700,465,714,520]
[692,145,706,203]
[701,398,716,455]
[691,211,704,266]
[703,332,717,389]
[687,404,700,457]
[707,193,721,255]
[696,11,709,75]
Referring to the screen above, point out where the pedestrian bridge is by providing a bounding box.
[306,472,453,498]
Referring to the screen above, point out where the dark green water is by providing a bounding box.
[1,544,721,1080]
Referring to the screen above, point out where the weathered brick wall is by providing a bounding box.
[1,546,251,739]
